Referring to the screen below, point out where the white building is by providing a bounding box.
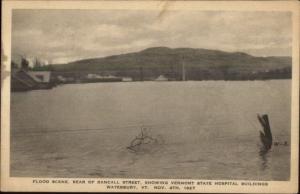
[122,77,133,82]
[155,75,168,81]
[27,71,51,83]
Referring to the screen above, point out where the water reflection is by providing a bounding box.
[259,147,270,171]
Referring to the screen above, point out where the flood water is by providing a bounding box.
[10,80,291,180]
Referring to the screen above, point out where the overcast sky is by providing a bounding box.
[12,10,292,64]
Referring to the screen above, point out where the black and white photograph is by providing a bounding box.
[1,0,299,193]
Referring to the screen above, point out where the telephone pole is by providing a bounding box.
[182,55,186,81]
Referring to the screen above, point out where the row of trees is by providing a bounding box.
[11,56,47,70]
[49,66,292,83]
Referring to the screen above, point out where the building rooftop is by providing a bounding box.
[27,71,51,83]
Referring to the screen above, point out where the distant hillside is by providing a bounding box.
[51,47,291,71]
[34,47,292,80]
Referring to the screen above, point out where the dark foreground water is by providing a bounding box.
[10,80,291,180]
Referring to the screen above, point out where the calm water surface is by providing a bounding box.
[11,80,291,180]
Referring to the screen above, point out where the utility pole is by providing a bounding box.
[171,64,175,81]
[182,55,186,81]
[140,66,144,81]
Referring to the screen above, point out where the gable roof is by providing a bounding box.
[27,71,51,83]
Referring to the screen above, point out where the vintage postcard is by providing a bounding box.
[1,0,299,193]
